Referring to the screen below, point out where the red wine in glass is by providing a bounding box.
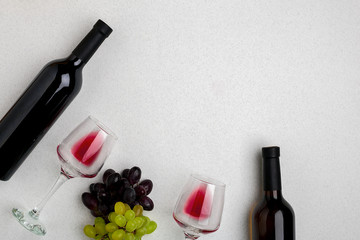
[71,131,104,166]
[173,174,225,239]
[12,116,117,235]
[184,184,212,220]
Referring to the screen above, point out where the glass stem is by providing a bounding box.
[184,232,199,239]
[29,172,69,220]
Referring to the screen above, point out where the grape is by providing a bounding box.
[91,209,103,217]
[138,196,154,211]
[105,222,119,233]
[94,183,106,193]
[103,169,116,183]
[133,205,143,217]
[121,168,130,179]
[95,221,107,235]
[114,214,127,227]
[124,210,135,221]
[84,225,97,238]
[95,217,106,224]
[97,191,111,203]
[134,185,146,197]
[139,179,153,195]
[81,167,156,237]
[114,202,126,215]
[109,188,123,203]
[122,187,136,204]
[120,178,131,188]
[82,192,98,211]
[146,221,157,234]
[106,173,121,189]
[108,212,118,223]
[110,179,128,201]
[142,216,150,226]
[112,229,126,240]
[98,202,111,215]
[108,232,114,240]
[133,217,145,229]
[124,203,131,211]
[126,219,137,232]
[111,179,130,201]
[89,183,96,195]
[128,167,141,185]
[135,226,147,237]
[124,232,135,240]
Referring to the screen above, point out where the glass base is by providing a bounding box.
[184,232,200,239]
[12,208,46,236]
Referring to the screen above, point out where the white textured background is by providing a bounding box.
[1,0,360,239]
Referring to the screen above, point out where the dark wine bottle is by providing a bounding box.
[250,146,295,240]
[0,19,112,181]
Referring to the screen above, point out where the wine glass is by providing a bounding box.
[12,116,117,236]
[173,174,226,239]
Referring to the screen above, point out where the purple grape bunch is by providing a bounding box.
[82,166,154,217]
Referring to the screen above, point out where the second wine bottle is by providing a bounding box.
[250,146,295,240]
[0,19,113,181]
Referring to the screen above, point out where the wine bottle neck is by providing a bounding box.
[66,54,85,69]
[263,157,282,191]
[72,20,112,64]
[264,190,283,200]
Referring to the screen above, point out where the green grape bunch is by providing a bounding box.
[84,202,157,240]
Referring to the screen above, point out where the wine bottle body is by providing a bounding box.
[251,193,295,240]
[0,57,83,180]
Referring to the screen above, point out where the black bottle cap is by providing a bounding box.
[72,19,113,63]
[262,146,282,190]
[262,146,280,158]
[93,19,113,37]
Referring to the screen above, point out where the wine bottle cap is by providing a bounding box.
[72,19,113,63]
[262,146,280,158]
[94,19,113,38]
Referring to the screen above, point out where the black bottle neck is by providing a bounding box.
[264,190,283,200]
[72,20,112,64]
[263,156,282,191]
[66,54,85,69]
